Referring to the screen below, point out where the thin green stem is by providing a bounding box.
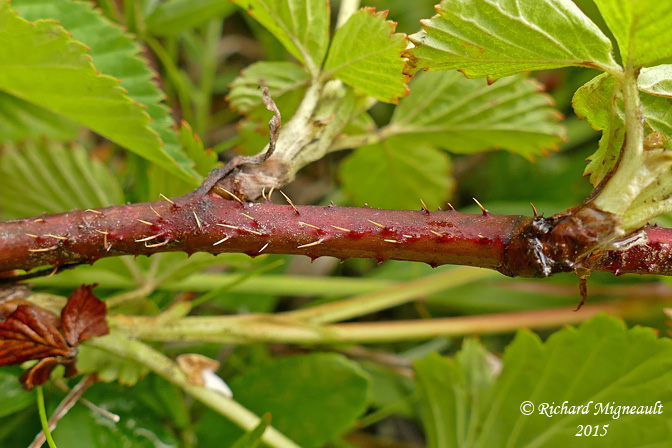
[112,297,658,344]
[194,19,223,136]
[36,387,58,448]
[143,33,195,124]
[285,267,497,324]
[87,333,300,448]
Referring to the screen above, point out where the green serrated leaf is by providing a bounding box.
[228,61,310,113]
[232,0,329,73]
[8,0,199,184]
[407,0,619,80]
[232,414,270,448]
[388,71,564,158]
[574,73,672,185]
[414,340,494,448]
[179,121,220,177]
[415,314,672,447]
[593,0,672,68]
[230,353,370,448]
[0,140,124,219]
[573,73,623,186]
[146,0,236,36]
[339,135,452,210]
[324,8,409,103]
[0,91,79,144]
[639,65,672,98]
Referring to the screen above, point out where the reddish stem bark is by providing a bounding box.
[0,191,670,278]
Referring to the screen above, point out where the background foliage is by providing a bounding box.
[1,0,672,447]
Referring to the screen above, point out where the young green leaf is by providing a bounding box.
[574,73,672,185]
[9,0,199,184]
[0,141,124,219]
[229,353,370,447]
[387,71,564,158]
[407,0,620,81]
[415,314,672,447]
[179,121,220,177]
[0,91,79,144]
[228,62,310,113]
[593,0,672,68]
[638,65,672,98]
[146,0,236,36]
[573,73,623,186]
[339,135,452,210]
[323,8,409,103]
[232,0,329,75]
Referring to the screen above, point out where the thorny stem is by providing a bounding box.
[3,194,672,278]
[86,333,300,448]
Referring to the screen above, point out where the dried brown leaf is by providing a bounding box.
[61,284,108,347]
[0,305,74,366]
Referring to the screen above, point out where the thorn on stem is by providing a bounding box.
[384,239,400,244]
[85,209,102,215]
[45,234,67,241]
[297,239,323,249]
[149,205,162,219]
[95,230,110,251]
[212,236,230,246]
[218,187,243,204]
[25,233,38,238]
[145,239,170,248]
[429,230,443,237]
[298,221,322,231]
[531,202,538,217]
[258,242,269,253]
[367,219,386,229]
[330,225,352,233]
[159,193,175,205]
[473,198,488,216]
[28,246,58,253]
[446,203,455,211]
[136,219,153,226]
[241,213,256,222]
[420,199,429,214]
[193,211,203,231]
[280,190,299,215]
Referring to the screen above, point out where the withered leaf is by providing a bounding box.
[61,284,109,347]
[0,284,108,390]
[0,304,75,366]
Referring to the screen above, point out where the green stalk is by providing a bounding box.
[87,333,300,448]
[36,387,58,448]
[111,298,655,344]
[194,19,223,136]
[285,267,497,324]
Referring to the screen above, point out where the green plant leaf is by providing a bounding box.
[593,0,672,68]
[388,71,564,158]
[407,0,619,80]
[339,135,452,210]
[323,8,409,103]
[638,65,672,98]
[146,0,236,36]
[574,73,672,185]
[0,140,124,219]
[414,340,494,448]
[231,0,329,73]
[179,121,220,177]
[231,414,270,448]
[51,380,179,447]
[229,353,370,447]
[0,368,35,418]
[7,0,198,184]
[573,73,623,186]
[77,343,150,386]
[228,61,310,113]
[414,314,672,447]
[0,91,79,144]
